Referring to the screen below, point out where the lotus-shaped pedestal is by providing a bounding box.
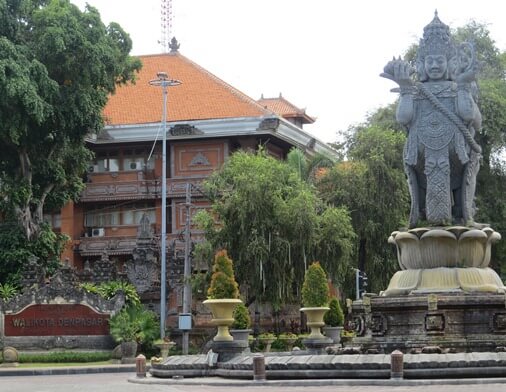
[389,226,500,269]
[383,226,505,296]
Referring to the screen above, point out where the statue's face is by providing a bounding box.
[424,54,447,80]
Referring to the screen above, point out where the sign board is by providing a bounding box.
[4,304,110,336]
[178,313,192,330]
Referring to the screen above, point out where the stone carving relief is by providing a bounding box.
[492,313,506,332]
[371,313,388,336]
[425,313,445,334]
[189,152,210,166]
[169,124,203,136]
[126,247,159,294]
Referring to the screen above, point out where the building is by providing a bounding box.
[57,40,335,316]
[258,93,315,129]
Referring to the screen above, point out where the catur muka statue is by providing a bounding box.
[381,11,481,228]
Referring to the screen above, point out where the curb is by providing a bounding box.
[128,375,506,387]
[0,365,136,377]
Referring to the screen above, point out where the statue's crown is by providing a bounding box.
[418,11,454,58]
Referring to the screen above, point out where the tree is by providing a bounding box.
[452,22,506,274]
[194,149,355,307]
[317,126,409,293]
[286,148,336,184]
[0,1,141,251]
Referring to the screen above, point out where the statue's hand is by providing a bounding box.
[456,66,477,85]
[455,42,478,85]
[381,58,415,87]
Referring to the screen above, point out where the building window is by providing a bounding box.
[85,208,119,227]
[95,151,119,172]
[43,213,61,229]
[85,203,156,228]
[89,148,155,173]
[121,203,156,225]
[122,148,154,171]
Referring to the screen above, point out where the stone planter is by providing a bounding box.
[279,337,297,351]
[300,307,330,339]
[230,328,252,343]
[155,341,176,359]
[323,326,343,344]
[120,341,138,364]
[259,337,276,352]
[203,298,242,341]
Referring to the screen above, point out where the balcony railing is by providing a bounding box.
[78,232,205,257]
[80,174,205,202]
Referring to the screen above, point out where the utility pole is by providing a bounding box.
[181,182,192,354]
[149,72,181,339]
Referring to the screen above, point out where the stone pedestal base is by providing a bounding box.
[383,267,506,296]
[302,337,333,353]
[211,340,249,362]
[350,293,506,353]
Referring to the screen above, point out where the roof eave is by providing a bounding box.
[85,116,336,158]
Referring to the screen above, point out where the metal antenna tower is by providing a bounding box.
[160,0,174,53]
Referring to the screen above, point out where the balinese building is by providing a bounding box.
[56,40,335,321]
[257,93,315,129]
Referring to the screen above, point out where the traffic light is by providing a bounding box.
[359,271,368,298]
[355,269,368,299]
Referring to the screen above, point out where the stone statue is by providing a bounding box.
[379,12,504,297]
[381,11,481,228]
[138,212,152,239]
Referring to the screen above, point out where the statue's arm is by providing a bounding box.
[456,84,480,126]
[381,59,415,126]
[396,92,414,126]
[455,43,481,127]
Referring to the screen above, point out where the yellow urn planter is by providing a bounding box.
[300,307,330,339]
[203,298,242,341]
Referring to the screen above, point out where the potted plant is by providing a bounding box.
[278,332,298,351]
[109,304,158,363]
[300,262,330,340]
[153,336,176,359]
[203,250,242,341]
[230,302,252,343]
[323,297,345,344]
[258,332,276,352]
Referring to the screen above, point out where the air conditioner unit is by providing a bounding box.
[91,228,105,237]
[87,165,98,173]
[130,161,142,170]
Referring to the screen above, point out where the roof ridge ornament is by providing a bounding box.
[169,37,180,53]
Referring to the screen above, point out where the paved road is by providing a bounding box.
[1,373,505,392]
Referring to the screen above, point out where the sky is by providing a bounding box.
[71,0,506,144]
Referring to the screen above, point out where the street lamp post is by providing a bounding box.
[149,72,181,339]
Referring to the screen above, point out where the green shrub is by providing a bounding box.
[232,302,251,329]
[0,282,19,301]
[18,351,112,363]
[323,297,344,326]
[207,250,239,299]
[301,262,329,307]
[109,304,159,344]
[80,281,140,306]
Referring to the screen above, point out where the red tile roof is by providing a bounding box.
[103,52,273,125]
[257,95,315,124]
